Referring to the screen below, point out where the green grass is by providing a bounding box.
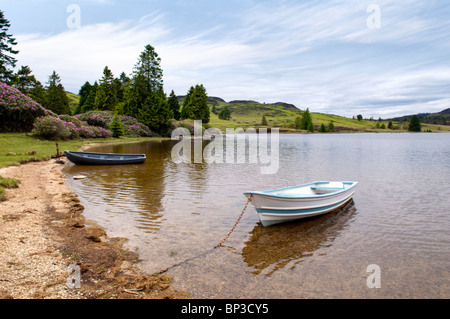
[204,99,450,133]
[0,133,160,169]
[66,91,80,114]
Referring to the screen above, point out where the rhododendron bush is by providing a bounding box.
[0,82,154,140]
[0,82,55,132]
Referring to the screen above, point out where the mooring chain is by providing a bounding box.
[152,196,252,276]
[214,195,252,249]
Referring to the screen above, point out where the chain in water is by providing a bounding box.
[152,196,252,276]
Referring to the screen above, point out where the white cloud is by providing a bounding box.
[13,0,450,118]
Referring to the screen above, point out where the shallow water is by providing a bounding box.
[63,133,450,298]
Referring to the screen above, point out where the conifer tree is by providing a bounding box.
[300,108,314,130]
[82,82,98,113]
[218,105,231,120]
[181,84,209,123]
[328,121,335,132]
[110,113,124,138]
[168,90,181,120]
[0,10,19,83]
[262,115,268,126]
[75,81,92,114]
[408,115,421,132]
[181,86,195,120]
[95,66,117,111]
[44,71,70,115]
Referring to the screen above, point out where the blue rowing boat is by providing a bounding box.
[64,151,146,165]
[244,181,358,226]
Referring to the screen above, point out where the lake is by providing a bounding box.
[63,133,450,298]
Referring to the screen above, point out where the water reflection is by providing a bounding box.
[63,141,169,234]
[242,201,357,276]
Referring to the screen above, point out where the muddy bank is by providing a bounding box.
[0,160,189,299]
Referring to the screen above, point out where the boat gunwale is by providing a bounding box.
[244,181,358,199]
[65,151,146,158]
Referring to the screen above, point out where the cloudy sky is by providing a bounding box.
[2,0,450,118]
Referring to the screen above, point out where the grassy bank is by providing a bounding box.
[0,133,160,169]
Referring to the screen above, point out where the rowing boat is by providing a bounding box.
[64,151,146,165]
[244,181,358,226]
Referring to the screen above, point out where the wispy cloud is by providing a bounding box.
[13,0,450,117]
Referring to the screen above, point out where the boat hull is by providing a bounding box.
[64,151,146,165]
[244,181,358,226]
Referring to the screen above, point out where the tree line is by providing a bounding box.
[0,10,210,136]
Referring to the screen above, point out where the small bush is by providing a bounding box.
[32,116,71,140]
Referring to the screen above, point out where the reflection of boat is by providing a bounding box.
[244,181,358,226]
[64,151,146,165]
[242,200,356,276]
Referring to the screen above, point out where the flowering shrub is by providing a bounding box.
[32,116,71,140]
[33,115,113,140]
[76,111,153,137]
[0,82,56,132]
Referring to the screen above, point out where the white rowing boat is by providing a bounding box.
[244,181,358,226]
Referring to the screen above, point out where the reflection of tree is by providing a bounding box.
[242,201,357,276]
[64,141,169,234]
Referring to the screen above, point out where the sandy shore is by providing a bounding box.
[0,159,188,299]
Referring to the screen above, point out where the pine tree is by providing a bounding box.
[181,86,194,120]
[133,44,163,92]
[110,113,124,138]
[75,81,92,114]
[122,44,171,134]
[0,10,19,83]
[95,66,117,111]
[44,71,70,115]
[218,105,231,120]
[138,91,171,133]
[262,115,268,126]
[168,90,180,120]
[188,84,210,124]
[320,123,327,132]
[328,121,335,132]
[82,82,98,113]
[408,115,421,132]
[300,108,313,130]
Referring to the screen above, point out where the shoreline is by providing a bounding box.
[0,158,188,299]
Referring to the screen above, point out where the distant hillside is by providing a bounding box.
[389,108,450,126]
[66,92,80,114]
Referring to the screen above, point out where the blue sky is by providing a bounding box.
[2,0,450,118]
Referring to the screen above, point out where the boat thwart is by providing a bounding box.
[244,181,358,226]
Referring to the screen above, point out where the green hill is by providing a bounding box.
[66,91,80,114]
[69,91,450,132]
[389,108,450,126]
[198,97,447,132]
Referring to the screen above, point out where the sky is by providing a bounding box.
[1,0,450,118]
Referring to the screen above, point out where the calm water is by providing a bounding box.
[63,133,450,298]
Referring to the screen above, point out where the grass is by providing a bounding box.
[0,133,161,169]
[0,174,20,202]
[0,133,162,201]
[205,99,450,133]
